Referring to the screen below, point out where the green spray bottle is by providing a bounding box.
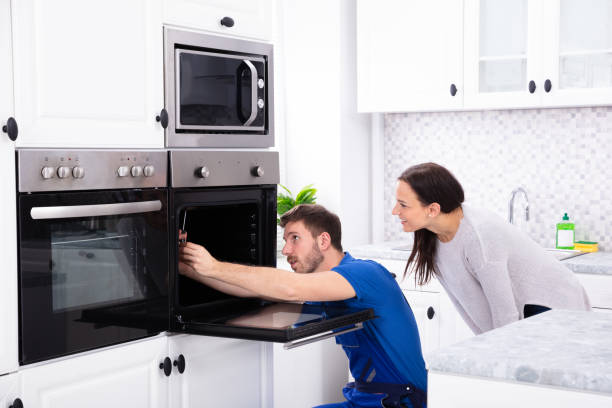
[556,213,575,250]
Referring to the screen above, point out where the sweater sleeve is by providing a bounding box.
[474,261,519,328]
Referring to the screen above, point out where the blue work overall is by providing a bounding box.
[314,326,426,408]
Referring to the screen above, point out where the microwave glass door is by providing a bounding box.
[171,187,374,347]
[18,189,168,364]
[176,49,266,131]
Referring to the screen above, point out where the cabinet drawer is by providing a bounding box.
[576,273,612,310]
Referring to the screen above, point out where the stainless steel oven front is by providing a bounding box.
[16,150,168,365]
[164,28,274,148]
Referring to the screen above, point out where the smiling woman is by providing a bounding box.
[393,162,591,335]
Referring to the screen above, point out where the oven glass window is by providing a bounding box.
[50,220,144,312]
[178,52,265,128]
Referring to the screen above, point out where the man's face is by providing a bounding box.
[281,220,324,274]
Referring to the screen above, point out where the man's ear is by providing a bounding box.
[318,232,332,251]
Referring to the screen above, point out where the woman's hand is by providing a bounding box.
[178,242,219,278]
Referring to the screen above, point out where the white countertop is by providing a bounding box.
[426,310,612,395]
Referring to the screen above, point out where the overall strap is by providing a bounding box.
[355,380,426,408]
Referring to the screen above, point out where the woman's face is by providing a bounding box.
[392,180,431,232]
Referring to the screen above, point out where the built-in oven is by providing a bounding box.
[17,150,168,365]
[164,28,274,148]
[168,150,374,348]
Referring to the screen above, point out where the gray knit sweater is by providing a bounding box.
[434,205,591,334]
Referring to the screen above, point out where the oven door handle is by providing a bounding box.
[283,323,364,350]
[30,200,163,220]
[242,59,258,126]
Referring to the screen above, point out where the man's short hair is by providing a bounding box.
[279,204,343,252]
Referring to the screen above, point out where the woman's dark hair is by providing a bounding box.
[279,204,343,252]
[399,162,464,285]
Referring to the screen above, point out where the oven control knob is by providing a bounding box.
[57,166,71,179]
[257,98,264,109]
[258,78,265,89]
[72,166,84,179]
[251,166,264,177]
[41,166,55,179]
[117,166,129,177]
[131,165,143,177]
[197,166,210,179]
[143,165,155,177]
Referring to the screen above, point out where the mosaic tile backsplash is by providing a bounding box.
[383,107,612,250]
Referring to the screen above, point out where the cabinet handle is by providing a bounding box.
[544,79,552,93]
[220,16,235,27]
[173,354,186,374]
[9,398,24,408]
[155,109,168,129]
[528,80,536,94]
[2,117,18,141]
[159,356,172,376]
[450,83,457,96]
[427,306,435,320]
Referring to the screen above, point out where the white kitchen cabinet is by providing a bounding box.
[356,0,463,112]
[0,373,20,408]
[402,290,441,355]
[0,0,18,377]
[11,0,165,148]
[576,273,612,312]
[168,334,267,408]
[464,0,612,109]
[20,336,168,408]
[163,0,273,41]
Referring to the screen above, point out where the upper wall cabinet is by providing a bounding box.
[12,0,165,148]
[356,0,464,113]
[162,0,273,41]
[464,0,612,109]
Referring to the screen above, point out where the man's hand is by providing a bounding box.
[178,242,218,278]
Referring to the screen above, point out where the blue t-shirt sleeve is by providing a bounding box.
[332,260,390,306]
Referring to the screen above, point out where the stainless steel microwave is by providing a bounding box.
[164,28,274,148]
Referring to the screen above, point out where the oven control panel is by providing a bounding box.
[17,150,168,192]
[170,150,279,188]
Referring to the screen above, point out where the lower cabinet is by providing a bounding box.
[0,373,20,408]
[20,336,168,408]
[576,273,612,313]
[167,334,268,408]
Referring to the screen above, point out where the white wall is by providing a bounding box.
[278,0,372,248]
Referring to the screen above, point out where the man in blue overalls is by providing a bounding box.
[179,204,427,408]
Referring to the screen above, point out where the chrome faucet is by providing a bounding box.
[508,187,530,224]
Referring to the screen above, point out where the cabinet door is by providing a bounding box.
[464,0,543,109]
[20,337,168,408]
[12,0,164,148]
[0,373,20,408]
[0,0,18,377]
[163,0,273,41]
[168,334,266,408]
[540,0,612,107]
[403,290,441,355]
[357,0,463,112]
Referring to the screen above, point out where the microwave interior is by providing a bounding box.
[170,188,374,344]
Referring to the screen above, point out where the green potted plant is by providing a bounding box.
[277,184,317,223]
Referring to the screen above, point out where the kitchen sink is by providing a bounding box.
[545,248,585,261]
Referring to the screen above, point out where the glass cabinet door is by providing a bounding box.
[464,0,542,108]
[542,0,612,106]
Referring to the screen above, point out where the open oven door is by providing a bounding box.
[169,186,375,349]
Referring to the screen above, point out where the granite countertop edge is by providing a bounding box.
[349,241,612,276]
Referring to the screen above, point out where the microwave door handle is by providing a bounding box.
[242,60,258,126]
[30,200,162,220]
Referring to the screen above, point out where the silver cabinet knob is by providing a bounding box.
[117,166,129,177]
[257,98,264,109]
[251,166,264,177]
[131,165,143,177]
[72,166,84,179]
[57,166,71,179]
[143,165,155,177]
[197,166,210,178]
[41,166,55,179]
